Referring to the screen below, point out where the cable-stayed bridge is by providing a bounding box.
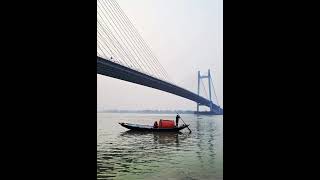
[97,0,223,114]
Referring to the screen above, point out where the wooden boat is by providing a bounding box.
[119,122,190,132]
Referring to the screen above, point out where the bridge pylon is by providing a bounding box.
[196,69,220,115]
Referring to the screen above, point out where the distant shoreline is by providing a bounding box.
[97,110,195,114]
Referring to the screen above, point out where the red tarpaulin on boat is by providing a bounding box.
[159,120,175,128]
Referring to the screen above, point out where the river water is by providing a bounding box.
[97,113,223,180]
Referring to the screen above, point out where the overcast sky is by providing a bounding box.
[97,0,223,111]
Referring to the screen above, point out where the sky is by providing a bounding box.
[97,0,223,111]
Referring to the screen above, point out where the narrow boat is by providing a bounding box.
[118,122,190,132]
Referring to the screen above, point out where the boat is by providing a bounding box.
[118,122,190,132]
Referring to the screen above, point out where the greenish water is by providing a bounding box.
[97,113,223,180]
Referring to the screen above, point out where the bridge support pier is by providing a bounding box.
[197,71,200,112]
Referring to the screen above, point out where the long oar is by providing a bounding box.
[176,112,192,133]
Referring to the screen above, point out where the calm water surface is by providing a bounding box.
[97,113,223,180]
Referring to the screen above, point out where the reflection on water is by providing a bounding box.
[121,131,189,145]
[97,113,223,180]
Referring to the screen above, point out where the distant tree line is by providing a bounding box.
[97,109,194,114]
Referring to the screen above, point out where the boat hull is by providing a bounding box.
[119,122,189,132]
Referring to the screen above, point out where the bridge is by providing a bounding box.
[97,0,223,114]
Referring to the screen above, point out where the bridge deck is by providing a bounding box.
[97,57,223,114]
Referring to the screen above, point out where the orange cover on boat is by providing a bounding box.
[159,120,175,128]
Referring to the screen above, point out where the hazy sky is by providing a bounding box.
[97,0,223,111]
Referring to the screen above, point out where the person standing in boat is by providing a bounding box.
[153,121,158,128]
[176,114,180,127]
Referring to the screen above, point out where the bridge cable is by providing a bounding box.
[102,0,166,80]
[97,32,128,65]
[98,5,145,73]
[98,15,149,73]
[108,0,167,80]
[109,0,171,81]
[99,0,160,78]
[108,0,170,81]
[97,32,120,62]
[210,75,220,106]
[97,15,121,60]
[97,24,132,67]
[105,0,165,80]
[97,29,122,62]
[97,35,111,57]
[98,6,143,70]
[98,15,132,67]
[97,40,112,59]
[200,78,209,100]
[98,0,161,79]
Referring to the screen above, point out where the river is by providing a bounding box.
[97,113,223,180]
